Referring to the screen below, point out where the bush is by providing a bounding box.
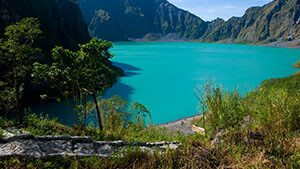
[23,113,99,137]
[247,87,300,153]
[194,82,246,131]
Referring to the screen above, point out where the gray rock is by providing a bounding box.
[1,134,34,143]
[0,133,181,158]
[211,138,224,146]
[35,135,71,141]
[95,144,113,154]
[71,136,92,143]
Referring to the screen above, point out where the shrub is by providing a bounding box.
[195,82,245,131]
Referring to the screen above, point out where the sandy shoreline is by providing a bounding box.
[131,38,300,49]
[262,39,300,49]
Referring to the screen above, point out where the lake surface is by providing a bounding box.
[32,42,300,125]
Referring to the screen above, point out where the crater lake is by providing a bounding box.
[31,42,300,125]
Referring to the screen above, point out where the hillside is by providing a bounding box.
[78,0,300,45]
[0,0,90,56]
[0,0,93,105]
[77,0,208,41]
[203,0,300,44]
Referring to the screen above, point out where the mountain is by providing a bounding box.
[203,0,300,44]
[78,0,300,45]
[0,0,90,55]
[0,0,92,105]
[77,0,208,41]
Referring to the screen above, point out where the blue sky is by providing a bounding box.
[168,0,273,21]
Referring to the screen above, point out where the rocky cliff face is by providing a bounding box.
[203,0,300,44]
[0,0,90,54]
[78,0,300,44]
[77,0,208,41]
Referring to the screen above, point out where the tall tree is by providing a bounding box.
[0,18,42,124]
[33,38,120,130]
[77,38,119,131]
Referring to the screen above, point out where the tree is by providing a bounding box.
[77,38,119,131]
[0,18,42,124]
[33,38,120,130]
[130,101,151,127]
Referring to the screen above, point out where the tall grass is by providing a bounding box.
[194,82,246,131]
[193,80,300,167]
[247,88,300,154]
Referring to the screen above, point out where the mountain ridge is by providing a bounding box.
[78,0,300,45]
[77,0,209,41]
[0,0,90,56]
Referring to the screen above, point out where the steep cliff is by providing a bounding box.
[77,0,208,41]
[203,0,300,44]
[78,0,300,44]
[0,0,90,54]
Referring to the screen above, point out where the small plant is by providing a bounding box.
[0,128,4,138]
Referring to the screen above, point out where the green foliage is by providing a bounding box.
[0,81,16,116]
[1,78,299,168]
[33,38,121,129]
[193,77,300,167]
[21,95,156,142]
[260,74,300,94]
[0,18,42,124]
[23,113,98,137]
[246,87,300,153]
[0,0,90,56]
[99,95,130,139]
[0,128,4,138]
[130,101,151,127]
[194,82,245,131]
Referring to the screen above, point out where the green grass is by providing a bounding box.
[1,74,300,168]
[260,74,300,93]
[0,129,3,138]
[21,113,186,143]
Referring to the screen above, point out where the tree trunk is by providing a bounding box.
[16,85,22,125]
[14,70,22,125]
[83,94,88,128]
[92,92,103,131]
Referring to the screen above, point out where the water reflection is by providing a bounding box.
[30,62,140,126]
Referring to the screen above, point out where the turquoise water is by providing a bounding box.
[32,42,300,125]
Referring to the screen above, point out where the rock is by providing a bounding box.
[210,129,228,141]
[2,130,15,137]
[95,144,113,154]
[192,125,206,135]
[35,135,71,141]
[0,134,181,158]
[1,134,34,143]
[38,140,73,154]
[71,136,93,143]
[211,138,224,146]
[133,142,148,147]
[74,143,95,154]
[166,143,180,150]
